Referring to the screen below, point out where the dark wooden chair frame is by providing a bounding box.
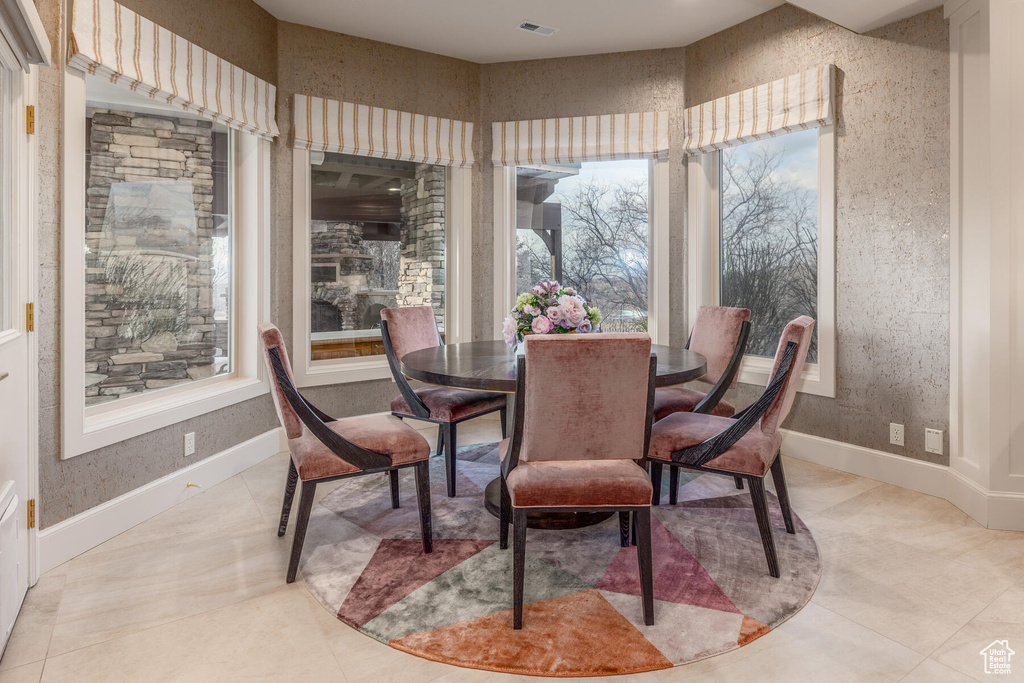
[647,341,799,578]
[381,318,507,498]
[654,319,752,505]
[268,348,433,584]
[499,353,659,629]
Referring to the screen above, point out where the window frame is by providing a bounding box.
[492,158,671,344]
[687,125,836,397]
[61,67,272,459]
[290,147,473,388]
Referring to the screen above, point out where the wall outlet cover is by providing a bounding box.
[925,428,943,455]
[889,423,904,447]
[184,432,196,457]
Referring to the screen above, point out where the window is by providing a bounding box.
[515,160,650,332]
[83,76,234,406]
[689,126,835,396]
[307,153,446,362]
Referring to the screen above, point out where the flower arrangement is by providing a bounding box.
[502,279,602,348]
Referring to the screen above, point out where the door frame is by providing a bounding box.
[0,36,41,586]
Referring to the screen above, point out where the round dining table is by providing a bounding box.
[400,339,708,528]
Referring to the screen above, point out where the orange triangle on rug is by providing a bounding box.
[597,514,740,614]
[388,589,673,677]
[338,538,494,628]
[738,616,770,646]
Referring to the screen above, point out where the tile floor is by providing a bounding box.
[2,413,1023,682]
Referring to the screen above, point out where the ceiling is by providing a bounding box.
[252,0,945,64]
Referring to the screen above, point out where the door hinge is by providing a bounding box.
[27,499,35,529]
[26,105,34,134]
[25,302,34,331]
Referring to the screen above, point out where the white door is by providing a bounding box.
[0,36,36,654]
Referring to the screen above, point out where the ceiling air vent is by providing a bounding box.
[518,21,559,37]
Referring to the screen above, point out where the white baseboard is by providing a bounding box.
[37,428,285,574]
[780,429,1024,531]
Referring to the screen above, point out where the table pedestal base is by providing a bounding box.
[482,478,615,530]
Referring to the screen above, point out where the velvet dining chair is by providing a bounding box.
[645,316,815,578]
[498,334,658,629]
[259,323,433,584]
[381,306,507,497]
[652,306,751,505]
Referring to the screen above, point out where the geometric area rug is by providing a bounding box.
[298,442,822,677]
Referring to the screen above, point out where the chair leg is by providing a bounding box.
[631,511,638,546]
[389,469,400,509]
[442,422,457,497]
[650,462,663,506]
[414,461,433,553]
[619,511,631,547]
[499,406,508,439]
[668,465,679,505]
[770,455,795,534]
[734,476,745,490]
[634,507,655,626]
[278,459,299,537]
[513,509,527,629]
[287,481,316,583]
[435,427,444,458]
[499,477,512,550]
[748,477,780,578]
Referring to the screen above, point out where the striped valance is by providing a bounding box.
[682,64,835,155]
[492,112,669,166]
[68,0,279,140]
[294,95,475,167]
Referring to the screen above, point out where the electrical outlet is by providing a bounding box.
[184,432,196,457]
[889,423,904,447]
[925,428,944,455]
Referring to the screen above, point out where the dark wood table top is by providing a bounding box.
[401,339,707,393]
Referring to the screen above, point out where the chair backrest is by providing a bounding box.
[521,333,652,463]
[258,322,303,440]
[379,306,439,362]
[689,306,751,387]
[760,316,815,435]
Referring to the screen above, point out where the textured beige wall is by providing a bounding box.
[476,50,689,345]
[34,0,285,527]
[687,6,951,464]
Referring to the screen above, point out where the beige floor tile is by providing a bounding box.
[48,512,287,656]
[301,588,451,683]
[40,586,343,683]
[811,520,1012,655]
[932,619,1024,682]
[663,602,922,683]
[0,661,44,683]
[766,456,883,516]
[0,570,66,670]
[974,583,1024,625]
[821,484,984,547]
[898,658,977,682]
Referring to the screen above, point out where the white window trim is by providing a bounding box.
[687,125,836,397]
[291,147,473,388]
[61,67,271,459]
[492,159,671,344]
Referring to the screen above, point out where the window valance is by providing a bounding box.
[682,64,835,156]
[293,94,475,167]
[492,112,669,166]
[68,0,279,140]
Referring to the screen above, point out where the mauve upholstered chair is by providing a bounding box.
[380,306,507,497]
[259,323,433,583]
[651,306,751,505]
[646,316,815,578]
[499,334,657,629]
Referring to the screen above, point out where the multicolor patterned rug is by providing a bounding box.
[299,442,821,677]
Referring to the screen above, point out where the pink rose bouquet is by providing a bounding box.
[502,279,603,348]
